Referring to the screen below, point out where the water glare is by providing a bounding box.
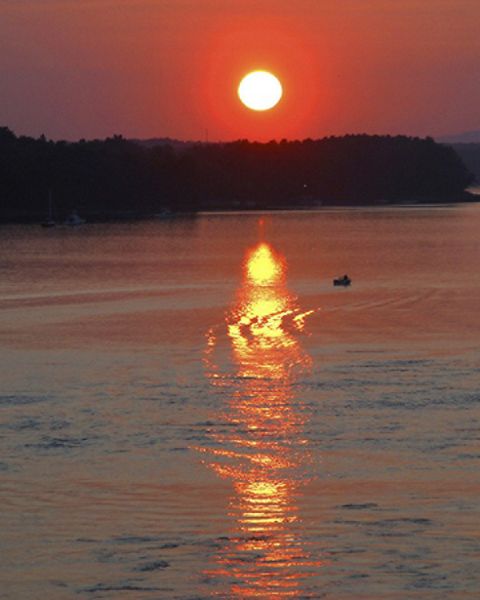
[203,241,321,598]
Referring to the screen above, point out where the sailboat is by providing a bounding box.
[41,190,56,228]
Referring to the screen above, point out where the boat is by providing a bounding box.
[64,210,86,226]
[333,275,351,287]
[154,208,175,219]
[41,191,56,228]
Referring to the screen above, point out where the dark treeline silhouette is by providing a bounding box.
[0,126,475,222]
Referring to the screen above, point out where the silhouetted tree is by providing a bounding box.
[0,127,475,222]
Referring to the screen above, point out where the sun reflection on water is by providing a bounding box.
[203,240,321,598]
[246,242,284,286]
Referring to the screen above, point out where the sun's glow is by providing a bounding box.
[238,70,283,111]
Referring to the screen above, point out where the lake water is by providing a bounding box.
[0,205,479,599]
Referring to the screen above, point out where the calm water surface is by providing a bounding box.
[0,206,479,599]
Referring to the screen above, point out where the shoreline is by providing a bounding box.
[1,194,478,225]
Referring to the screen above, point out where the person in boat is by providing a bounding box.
[333,274,351,286]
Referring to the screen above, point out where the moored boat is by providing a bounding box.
[64,210,86,226]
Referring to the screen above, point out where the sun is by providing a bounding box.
[238,70,283,111]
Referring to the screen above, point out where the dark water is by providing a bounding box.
[0,206,479,599]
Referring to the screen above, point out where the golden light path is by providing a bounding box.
[202,240,321,598]
[238,71,283,111]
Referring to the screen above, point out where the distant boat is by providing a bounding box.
[333,275,351,287]
[41,191,56,228]
[64,210,86,226]
[154,208,175,219]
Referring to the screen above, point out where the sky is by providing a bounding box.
[1,0,479,141]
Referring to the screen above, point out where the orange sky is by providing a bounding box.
[1,0,479,141]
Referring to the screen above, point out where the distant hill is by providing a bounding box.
[435,129,480,181]
[446,144,480,182]
[437,130,480,144]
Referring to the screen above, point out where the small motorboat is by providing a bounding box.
[64,210,86,226]
[333,275,351,287]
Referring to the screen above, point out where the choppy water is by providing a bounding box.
[0,206,479,599]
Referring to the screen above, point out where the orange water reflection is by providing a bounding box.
[203,241,321,598]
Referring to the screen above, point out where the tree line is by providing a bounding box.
[0,126,474,221]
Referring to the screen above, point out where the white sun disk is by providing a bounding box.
[238,71,283,111]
